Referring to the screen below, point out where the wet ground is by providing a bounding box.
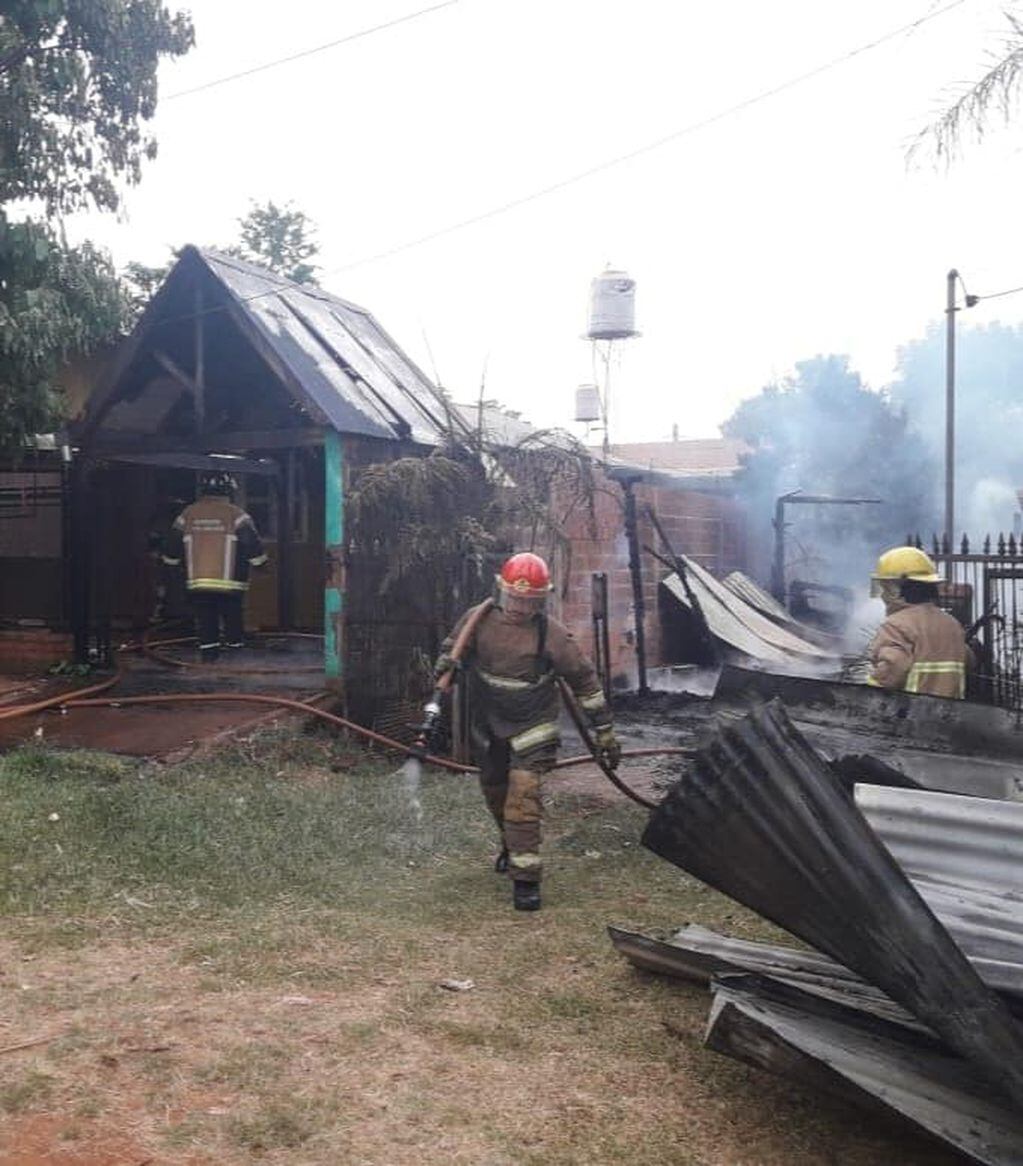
[0,634,327,757]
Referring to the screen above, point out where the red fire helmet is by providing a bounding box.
[498,552,552,598]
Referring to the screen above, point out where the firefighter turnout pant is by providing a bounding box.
[192,591,244,661]
[476,734,557,884]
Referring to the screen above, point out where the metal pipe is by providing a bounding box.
[771,491,882,607]
[945,268,958,552]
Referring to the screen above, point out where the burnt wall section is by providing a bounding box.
[556,467,746,686]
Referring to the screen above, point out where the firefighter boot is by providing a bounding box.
[504,768,543,885]
[513,879,541,912]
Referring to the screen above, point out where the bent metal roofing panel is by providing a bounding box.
[201,250,458,445]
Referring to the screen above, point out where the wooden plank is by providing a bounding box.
[153,350,196,394]
[194,284,205,434]
[85,428,325,456]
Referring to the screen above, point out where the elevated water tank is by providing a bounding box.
[587,268,637,340]
[575,383,602,423]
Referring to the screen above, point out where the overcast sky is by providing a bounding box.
[67,0,1023,442]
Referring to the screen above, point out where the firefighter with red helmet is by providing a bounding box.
[162,471,268,662]
[436,552,620,912]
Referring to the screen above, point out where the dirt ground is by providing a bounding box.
[0,686,970,1164]
[0,914,953,1166]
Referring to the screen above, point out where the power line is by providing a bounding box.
[977,283,1023,302]
[156,0,969,324]
[164,0,459,101]
[327,0,970,273]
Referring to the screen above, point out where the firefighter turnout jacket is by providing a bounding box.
[868,602,971,699]
[440,603,611,762]
[162,497,267,593]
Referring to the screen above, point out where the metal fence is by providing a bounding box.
[913,533,1023,712]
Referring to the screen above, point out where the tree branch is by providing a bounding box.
[911,16,1023,162]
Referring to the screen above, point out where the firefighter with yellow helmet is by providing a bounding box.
[867,546,971,698]
[436,552,619,912]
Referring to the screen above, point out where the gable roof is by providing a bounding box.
[80,246,464,446]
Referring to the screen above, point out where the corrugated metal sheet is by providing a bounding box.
[707,975,1023,1166]
[661,558,838,665]
[722,571,843,650]
[721,571,792,623]
[856,785,1023,893]
[608,924,921,1028]
[202,250,458,445]
[641,699,1023,1107]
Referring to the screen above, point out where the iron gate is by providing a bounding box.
[916,534,1023,711]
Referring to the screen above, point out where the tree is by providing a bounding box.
[0,215,128,448]
[1,0,194,213]
[913,8,1023,161]
[887,322,1023,536]
[0,1,192,446]
[232,200,319,285]
[121,257,173,316]
[723,356,937,587]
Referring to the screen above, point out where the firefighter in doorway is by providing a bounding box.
[162,471,268,662]
[868,545,972,698]
[436,552,620,912]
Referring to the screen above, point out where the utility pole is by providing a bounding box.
[945,269,957,550]
[944,269,978,551]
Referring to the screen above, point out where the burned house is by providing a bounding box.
[560,440,750,688]
[0,247,483,721]
[0,250,761,711]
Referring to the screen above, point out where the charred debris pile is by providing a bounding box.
[611,685,1023,1164]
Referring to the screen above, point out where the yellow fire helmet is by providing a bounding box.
[870,545,941,596]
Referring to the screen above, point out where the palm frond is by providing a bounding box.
[910,14,1023,163]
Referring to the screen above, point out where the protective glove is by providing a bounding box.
[433,653,461,681]
[595,726,622,771]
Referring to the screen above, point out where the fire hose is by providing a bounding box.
[0,628,678,808]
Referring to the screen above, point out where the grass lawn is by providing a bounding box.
[0,726,957,1164]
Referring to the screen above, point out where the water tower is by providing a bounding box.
[580,267,639,456]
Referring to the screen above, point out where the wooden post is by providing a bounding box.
[622,478,649,695]
[276,449,296,630]
[194,283,205,435]
[69,458,91,664]
[324,430,344,690]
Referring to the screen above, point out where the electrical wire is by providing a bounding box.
[164,0,460,101]
[150,0,969,327]
[327,0,970,273]
[976,284,1023,303]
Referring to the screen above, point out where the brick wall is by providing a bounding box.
[552,470,747,686]
[0,629,74,675]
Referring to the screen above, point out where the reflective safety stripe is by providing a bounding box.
[478,669,552,692]
[223,533,236,583]
[578,688,608,712]
[187,578,248,592]
[249,553,268,566]
[905,660,965,697]
[509,852,542,870]
[510,720,560,755]
[161,555,181,566]
[866,675,881,687]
